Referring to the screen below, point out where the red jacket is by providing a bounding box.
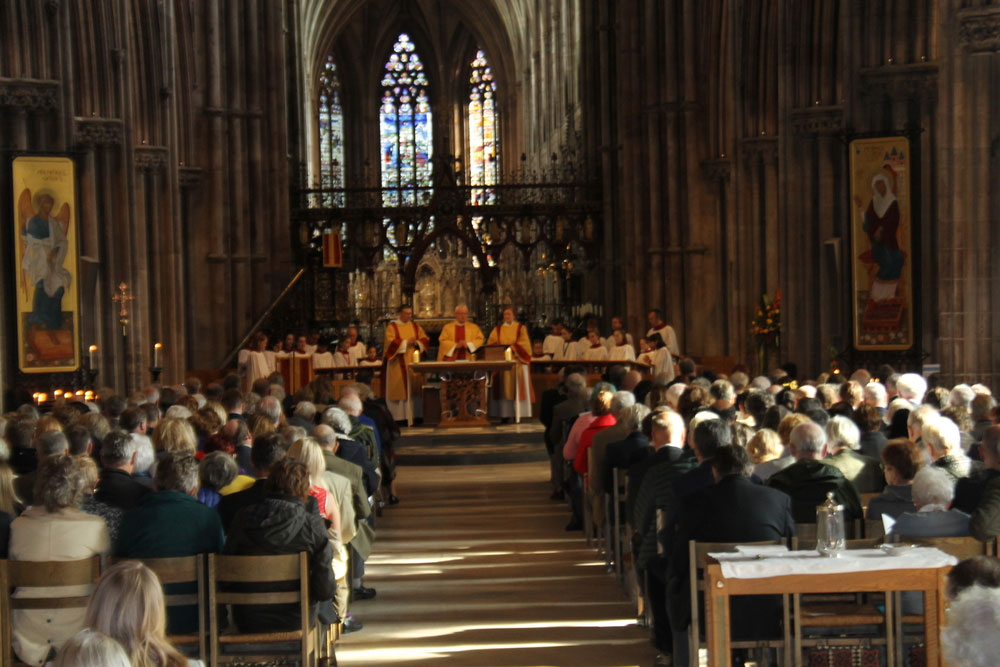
[574,413,617,475]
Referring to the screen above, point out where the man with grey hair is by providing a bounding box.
[546,372,590,499]
[767,421,862,522]
[863,381,889,415]
[907,404,940,444]
[13,430,70,505]
[891,466,970,537]
[924,417,974,481]
[289,401,316,433]
[322,407,378,497]
[896,372,928,405]
[822,415,884,493]
[339,393,380,476]
[951,384,976,414]
[116,453,224,634]
[259,395,283,428]
[94,429,150,509]
[602,403,652,494]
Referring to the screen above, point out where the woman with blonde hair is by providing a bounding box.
[152,418,197,456]
[84,560,199,667]
[286,437,352,620]
[52,629,131,667]
[749,428,794,482]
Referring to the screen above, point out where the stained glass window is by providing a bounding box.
[318,55,345,207]
[380,33,433,207]
[468,49,499,205]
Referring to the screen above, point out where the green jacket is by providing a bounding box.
[350,418,380,473]
[822,449,886,494]
[323,449,374,559]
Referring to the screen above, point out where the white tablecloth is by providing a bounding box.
[709,547,957,579]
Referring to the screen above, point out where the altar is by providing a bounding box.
[410,360,516,427]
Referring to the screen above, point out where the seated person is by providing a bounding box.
[891,465,970,538]
[52,630,131,667]
[822,416,885,494]
[747,428,792,482]
[8,455,111,665]
[83,560,198,667]
[767,421,863,523]
[942,585,1000,667]
[198,452,238,508]
[223,459,337,632]
[866,438,923,520]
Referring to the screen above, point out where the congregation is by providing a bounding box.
[0,371,393,665]
[539,349,1000,666]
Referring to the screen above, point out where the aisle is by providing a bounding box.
[336,461,657,667]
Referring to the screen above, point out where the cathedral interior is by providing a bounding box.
[1,0,999,400]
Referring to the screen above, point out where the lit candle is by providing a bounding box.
[32,393,39,404]
[504,346,513,361]
[39,392,48,403]
[411,348,420,364]
[154,342,163,367]
[54,389,63,398]
[88,344,98,369]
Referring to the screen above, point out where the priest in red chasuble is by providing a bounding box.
[383,304,430,423]
[437,305,485,361]
[486,307,534,421]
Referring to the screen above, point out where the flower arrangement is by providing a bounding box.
[751,290,781,347]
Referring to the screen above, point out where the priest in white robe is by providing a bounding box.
[486,307,533,421]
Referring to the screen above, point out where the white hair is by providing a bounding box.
[791,421,827,456]
[664,383,686,409]
[293,401,317,419]
[164,405,192,420]
[710,379,735,403]
[688,410,719,435]
[322,406,353,435]
[950,384,976,412]
[338,394,364,416]
[620,403,651,432]
[651,409,686,444]
[826,415,861,452]
[911,465,955,507]
[259,395,282,424]
[923,418,961,457]
[943,586,1000,667]
[907,404,940,433]
[610,390,636,417]
[750,376,771,391]
[797,385,817,400]
[863,382,887,407]
[896,373,928,403]
[52,629,131,667]
[971,383,993,397]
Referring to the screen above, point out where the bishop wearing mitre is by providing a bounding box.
[437,305,485,361]
[486,307,533,421]
[383,304,430,423]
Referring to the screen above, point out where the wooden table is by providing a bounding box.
[411,360,516,426]
[703,554,951,667]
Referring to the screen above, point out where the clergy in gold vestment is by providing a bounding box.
[486,307,533,420]
[383,305,430,422]
[437,305,485,361]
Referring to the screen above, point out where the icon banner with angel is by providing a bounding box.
[12,156,80,372]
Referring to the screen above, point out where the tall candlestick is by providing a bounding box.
[88,344,98,369]
[153,342,163,367]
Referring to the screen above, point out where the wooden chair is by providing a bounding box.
[688,540,789,666]
[611,467,628,584]
[112,555,207,662]
[789,537,894,663]
[890,535,996,661]
[859,492,879,515]
[864,518,886,540]
[0,556,103,667]
[208,552,324,666]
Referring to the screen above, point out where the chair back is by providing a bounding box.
[207,552,315,666]
[0,556,102,666]
[688,539,785,665]
[892,535,996,560]
[111,554,206,661]
[865,518,887,539]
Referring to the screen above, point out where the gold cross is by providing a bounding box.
[113,281,135,336]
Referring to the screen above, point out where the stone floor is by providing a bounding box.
[336,460,657,667]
